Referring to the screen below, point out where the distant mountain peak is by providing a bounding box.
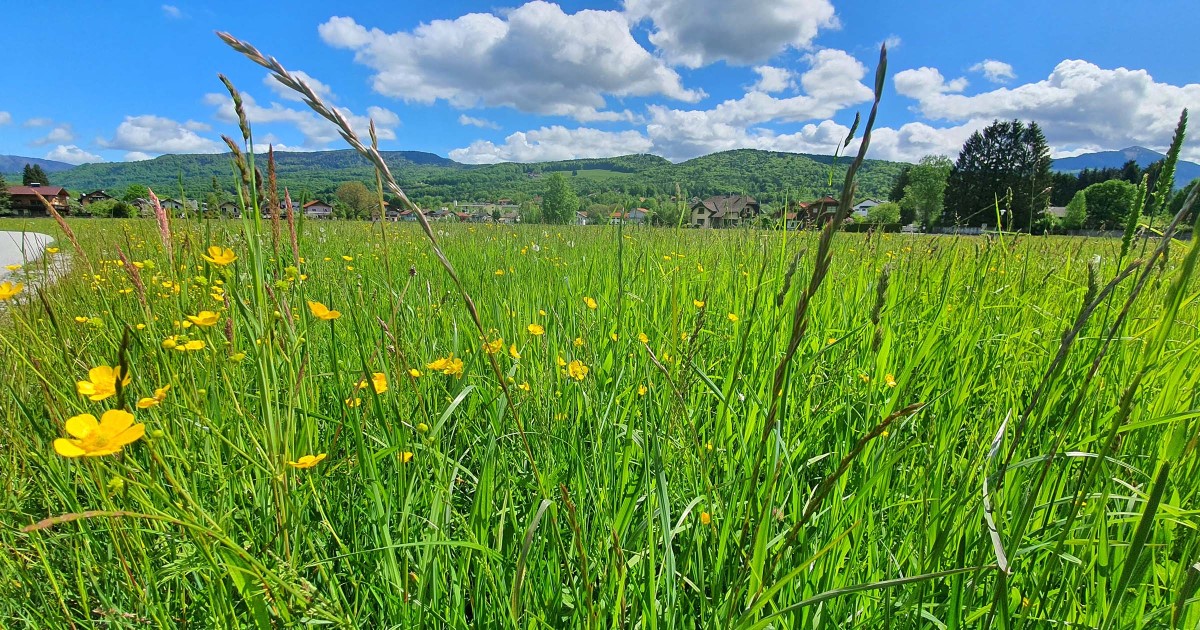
[1052,146,1199,188]
[0,155,76,175]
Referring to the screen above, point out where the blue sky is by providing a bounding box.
[3,1,1197,166]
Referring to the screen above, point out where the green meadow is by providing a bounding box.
[1,213,1198,627]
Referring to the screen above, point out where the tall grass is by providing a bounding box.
[0,39,1198,629]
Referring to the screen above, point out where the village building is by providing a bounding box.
[610,208,649,225]
[851,198,882,219]
[79,190,114,206]
[5,184,71,217]
[690,194,761,228]
[303,200,334,219]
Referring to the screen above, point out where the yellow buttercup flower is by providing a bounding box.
[76,365,132,402]
[408,368,423,378]
[638,332,649,344]
[727,313,739,322]
[508,343,521,360]
[345,397,362,408]
[399,451,414,464]
[307,300,341,320]
[583,296,597,310]
[699,511,712,525]
[53,409,145,458]
[358,372,387,394]
[885,373,897,388]
[136,384,171,409]
[483,338,504,355]
[186,311,220,327]
[527,323,545,336]
[46,247,60,254]
[288,453,326,469]
[201,246,237,266]
[184,340,206,351]
[566,360,589,381]
[518,381,531,392]
[426,355,465,377]
[0,281,24,301]
[693,299,705,308]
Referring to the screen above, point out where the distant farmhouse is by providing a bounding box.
[303,200,334,219]
[79,190,114,207]
[610,208,649,225]
[851,198,882,219]
[5,184,70,217]
[690,194,761,228]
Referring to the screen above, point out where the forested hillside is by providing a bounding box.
[51,148,905,205]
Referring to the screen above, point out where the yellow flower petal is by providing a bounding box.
[64,414,99,439]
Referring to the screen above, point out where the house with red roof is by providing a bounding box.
[5,184,70,217]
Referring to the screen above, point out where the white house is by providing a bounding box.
[852,199,883,219]
[303,200,334,219]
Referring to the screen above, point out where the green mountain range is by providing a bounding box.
[11,148,905,205]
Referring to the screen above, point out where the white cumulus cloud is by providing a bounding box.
[318,2,702,122]
[205,91,399,150]
[100,115,224,154]
[751,66,795,93]
[450,125,652,163]
[124,152,153,162]
[969,59,1016,83]
[458,115,501,130]
[45,145,104,165]
[898,59,1200,159]
[624,0,838,68]
[31,124,75,147]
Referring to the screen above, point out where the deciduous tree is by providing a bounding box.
[541,172,578,224]
[1082,179,1136,229]
[900,155,952,227]
[1062,190,1087,230]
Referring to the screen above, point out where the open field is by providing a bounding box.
[1,216,1198,627]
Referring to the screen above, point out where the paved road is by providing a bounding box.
[0,231,55,278]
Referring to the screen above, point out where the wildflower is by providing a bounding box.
[483,338,504,355]
[230,352,247,363]
[342,255,353,262]
[827,337,837,345]
[527,323,545,336]
[573,337,584,347]
[53,409,145,458]
[637,384,647,396]
[638,332,649,344]
[609,332,618,342]
[693,299,705,308]
[859,373,870,384]
[556,356,567,367]
[583,296,597,310]
[46,247,60,254]
[727,313,739,322]
[75,316,89,324]
[0,281,24,301]
[345,397,362,407]
[201,246,237,266]
[186,311,220,327]
[518,381,531,392]
[307,300,341,320]
[107,477,125,494]
[358,372,388,394]
[494,269,505,276]
[566,360,589,381]
[76,366,131,401]
[184,340,205,351]
[699,511,712,525]
[4,264,20,271]
[508,343,521,360]
[408,368,423,378]
[288,453,326,469]
[161,336,179,349]
[426,354,465,377]
[399,451,414,463]
[136,384,171,409]
[885,373,897,388]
